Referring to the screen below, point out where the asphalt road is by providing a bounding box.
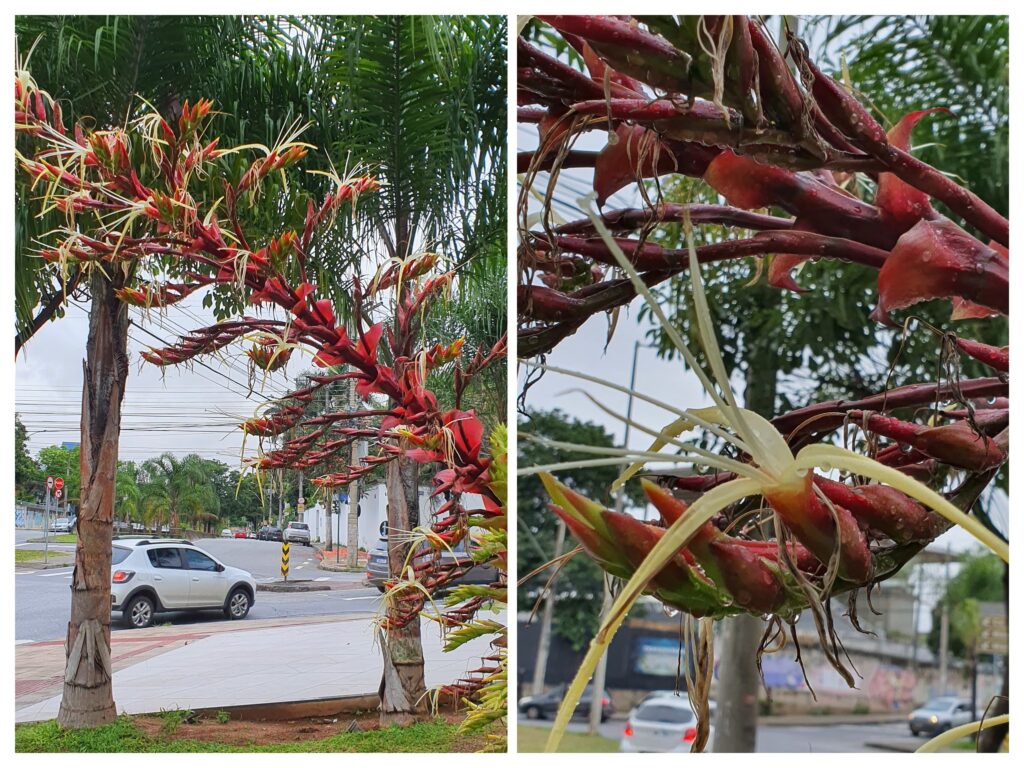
[517,714,912,753]
[15,535,382,642]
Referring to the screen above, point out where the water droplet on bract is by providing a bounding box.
[819,461,833,472]
[662,605,679,618]
[900,443,913,454]
[795,468,808,477]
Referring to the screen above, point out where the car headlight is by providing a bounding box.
[929,715,938,724]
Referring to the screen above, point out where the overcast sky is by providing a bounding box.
[15,293,307,467]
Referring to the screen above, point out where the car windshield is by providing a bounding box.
[289,523,308,530]
[635,703,695,724]
[921,698,957,711]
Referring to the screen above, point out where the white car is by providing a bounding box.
[50,517,74,533]
[620,694,715,753]
[282,521,311,545]
[908,698,973,736]
[110,538,257,629]
[220,528,233,538]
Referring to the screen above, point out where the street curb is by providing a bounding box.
[317,560,367,573]
[864,740,920,753]
[15,559,74,571]
[256,580,332,593]
[758,714,909,727]
[188,693,380,722]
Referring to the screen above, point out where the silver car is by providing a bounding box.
[282,521,311,545]
[908,698,973,736]
[620,694,715,753]
[110,538,257,628]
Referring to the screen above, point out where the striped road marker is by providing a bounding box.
[281,541,290,581]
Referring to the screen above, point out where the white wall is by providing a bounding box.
[300,483,486,550]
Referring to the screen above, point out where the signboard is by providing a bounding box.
[978,614,1008,655]
[54,477,64,491]
[46,476,54,489]
[55,489,63,500]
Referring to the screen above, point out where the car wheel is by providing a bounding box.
[526,705,542,720]
[224,588,251,620]
[910,728,919,736]
[124,594,155,629]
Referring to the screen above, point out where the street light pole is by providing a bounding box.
[590,340,644,734]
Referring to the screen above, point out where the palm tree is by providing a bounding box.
[140,453,220,534]
[302,15,507,724]
[114,470,141,532]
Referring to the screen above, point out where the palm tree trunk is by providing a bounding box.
[57,270,129,728]
[712,290,779,752]
[379,448,427,725]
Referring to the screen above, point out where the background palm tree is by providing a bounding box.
[140,453,220,534]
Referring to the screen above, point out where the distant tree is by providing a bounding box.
[140,453,220,534]
[518,408,643,651]
[36,444,81,507]
[15,414,42,500]
[927,552,1005,659]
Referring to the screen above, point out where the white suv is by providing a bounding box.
[110,538,257,629]
[282,521,311,545]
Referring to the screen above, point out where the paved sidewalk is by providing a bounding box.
[16,610,503,723]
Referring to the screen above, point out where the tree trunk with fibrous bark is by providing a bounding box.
[379,449,427,726]
[57,269,129,728]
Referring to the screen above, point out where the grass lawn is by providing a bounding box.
[16,716,493,753]
[15,549,52,562]
[517,725,618,753]
[28,534,77,544]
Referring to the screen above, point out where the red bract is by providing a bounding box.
[874,216,1009,323]
[874,109,949,232]
[594,124,679,206]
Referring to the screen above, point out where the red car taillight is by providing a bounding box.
[112,570,135,584]
[623,723,633,737]
[683,726,697,742]
[601,697,610,706]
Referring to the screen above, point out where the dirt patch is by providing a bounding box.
[135,710,384,746]
[132,702,494,751]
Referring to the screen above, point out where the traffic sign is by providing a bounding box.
[55,488,63,500]
[978,614,1008,655]
[46,476,54,489]
[54,477,64,491]
[298,497,305,506]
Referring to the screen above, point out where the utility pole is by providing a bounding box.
[531,519,567,696]
[347,374,361,568]
[938,545,952,695]
[589,341,643,734]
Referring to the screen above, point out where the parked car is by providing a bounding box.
[908,698,973,736]
[221,528,233,538]
[365,534,499,592]
[283,521,311,545]
[620,695,714,752]
[233,530,247,539]
[637,690,717,719]
[110,538,256,629]
[50,517,75,533]
[518,683,613,722]
[258,525,283,541]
